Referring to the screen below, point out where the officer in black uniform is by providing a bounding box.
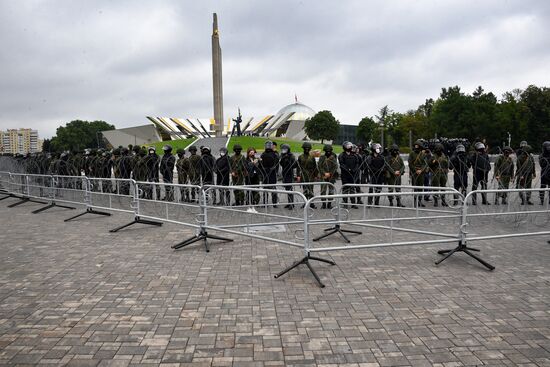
[339,141,360,208]
[279,144,296,209]
[470,142,491,205]
[160,145,176,201]
[215,147,230,205]
[366,143,386,206]
[260,140,280,207]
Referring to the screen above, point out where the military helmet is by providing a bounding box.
[434,143,444,152]
[323,144,333,152]
[188,145,197,152]
[162,144,172,152]
[148,146,156,153]
[543,141,550,152]
[280,143,290,152]
[455,144,466,153]
[371,143,382,152]
[503,146,513,153]
[343,141,353,150]
[233,144,242,152]
[121,147,129,155]
[390,144,399,151]
[139,148,147,156]
[201,146,211,153]
[132,145,141,154]
[176,148,185,155]
[520,140,528,148]
[264,140,274,150]
[414,139,423,147]
[302,142,312,149]
[474,142,485,150]
[113,148,121,156]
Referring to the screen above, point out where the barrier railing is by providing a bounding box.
[2,171,550,289]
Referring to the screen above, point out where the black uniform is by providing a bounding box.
[450,152,471,199]
[540,150,550,204]
[215,154,230,205]
[470,151,491,204]
[366,153,386,205]
[200,152,216,185]
[279,150,296,207]
[160,152,176,200]
[260,149,280,205]
[339,151,360,205]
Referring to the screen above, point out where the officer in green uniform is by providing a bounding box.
[176,148,190,202]
[187,145,201,201]
[318,144,338,209]
[516,144,535,205]
[428,143,449,207]
[230,144,247,206]
[494,146,514,205]
[296,142,319,207]
[408,139,428,207]
[385,144,405,207]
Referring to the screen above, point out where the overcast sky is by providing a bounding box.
[1,0,549,138]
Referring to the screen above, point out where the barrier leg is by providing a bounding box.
[435,241,495,270]
[32,201,76,214]
[313,224,362,243]
[274,253,336,288]
[7,197,30,207]
[171,229,233,253]
[65,208,112,222]
[109,216,163,233]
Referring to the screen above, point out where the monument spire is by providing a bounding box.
[212,13,224,137]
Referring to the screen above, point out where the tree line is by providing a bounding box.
[306,84,550,153]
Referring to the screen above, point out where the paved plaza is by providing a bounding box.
[0,199,549,366]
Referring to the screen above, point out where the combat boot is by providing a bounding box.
[374,197,380,206]
[396,198,405,207]
[326,202,332,209]
[389,198,394,207]
[441,197,448,207]
[321,202,327,209]
[433,197,438,207]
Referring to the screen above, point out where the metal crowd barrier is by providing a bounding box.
[2,171,550,289]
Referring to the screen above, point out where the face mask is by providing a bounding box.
[220,152,226,157]
[314,157,319,163]
[375,148,381,154]
[281,149,288,154]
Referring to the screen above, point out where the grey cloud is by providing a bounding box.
[1,0,549,137]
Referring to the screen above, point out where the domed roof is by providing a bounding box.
[276,102,316,121]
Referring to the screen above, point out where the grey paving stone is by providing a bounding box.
[1,202,549,366]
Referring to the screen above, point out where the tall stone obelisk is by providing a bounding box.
[212,13,224,137]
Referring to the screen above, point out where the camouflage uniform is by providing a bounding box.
[318,145,338,209]
[494,149,514,204]
[385,147,405,207]
[229,145,247,205]
[516,146,536,204]
[428,147,449,207]
[297,142,319,202]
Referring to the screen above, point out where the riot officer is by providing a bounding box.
[230,144,247,206]
[470,142,491,205]
[279,143,296,209]
[450,144,470,204]
[176,148,190,202]
[134,148,148,197]
[99,150,113,193]
[408,139,428,207]
[539,141,550,205]
[366,143,385,206]
[131,145,142,180]
[145,147,160,199]
[160,145,176,201]
[339,141,360,208]
[260,140,280,207]
[200,146,215,188]
[187,145,201,201]
[297,142,319,207]
[385,144,405,207]
[494,146,514,205]
[245,147,261,205]
[429,143,449,207]
[215,147,231,205]
[318,144,338,209]
[118,147,133,195]
[516,144,535,205]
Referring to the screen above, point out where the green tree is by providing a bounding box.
[519,85,550,150]
[356,116,377,144]
[51,120,115,151]
[304,110,340,143]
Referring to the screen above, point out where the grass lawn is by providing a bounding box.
[227,136,343,154]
